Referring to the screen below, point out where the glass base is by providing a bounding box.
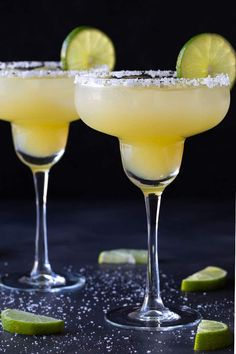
[105,305,201,331]
[0,272,85,292]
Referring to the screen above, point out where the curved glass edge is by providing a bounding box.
[0,61,109,78]
[74,70,230,88]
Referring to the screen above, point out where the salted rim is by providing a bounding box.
[0,61,108,78]
[74,70,230,88]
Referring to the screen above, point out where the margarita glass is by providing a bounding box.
[0,61,85,292]
[75,70,230,330]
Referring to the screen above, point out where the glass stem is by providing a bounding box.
[140,192,167,315]
[30,170,53,278]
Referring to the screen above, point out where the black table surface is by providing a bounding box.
[0,197,234,353]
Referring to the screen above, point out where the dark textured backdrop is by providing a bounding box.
[0,0,235,199]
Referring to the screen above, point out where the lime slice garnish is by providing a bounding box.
[176,33,236,88]
[61,26,115,70]
[194,320,233,351]
[1,309,64,335]
[98,249,147,264]
[181,266,227,292]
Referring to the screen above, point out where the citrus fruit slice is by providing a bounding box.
[98,249,147,264]
[61,26,115,70]
[176,33,236,87]
[181,266,227,292]
[1,309,64,335]
[194,320,233,351]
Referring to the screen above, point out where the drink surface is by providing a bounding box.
[75,82,230,189]
[0,75,78,160]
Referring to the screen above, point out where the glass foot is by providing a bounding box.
[0,272,85,292]
[105,305,201,331]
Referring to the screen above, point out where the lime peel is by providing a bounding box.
[98,249,147,264]
[181,266,227,292]
[1,309,64,335]
[61,26,115,71]
[194,320,233,351]
[176,33,236,88]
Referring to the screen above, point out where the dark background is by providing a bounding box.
[0,0,235,199]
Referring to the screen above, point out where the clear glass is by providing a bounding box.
[0,61,85,292]
[74,70,230,329]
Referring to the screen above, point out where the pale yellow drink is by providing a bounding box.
[0,61,87,292]
[75,72,230,193]
[0,63,78,170]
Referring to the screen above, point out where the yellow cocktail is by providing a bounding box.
[0,61,85,291]
[0,62,78,169]
[75,70,230,330]
[75,71,229,193]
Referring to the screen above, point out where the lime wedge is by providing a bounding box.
[181,266,227,292]
[194,320,233,351]
[1,309,64,335]
[61,26,115,70]
[176,33,236,88]
[98,249,147,264]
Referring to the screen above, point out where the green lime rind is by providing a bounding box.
[1,309,64,335]
[61,26,90,70]
[61,26,116,71]
[98,249,147,264]
[181,266,227,292]
[194,320,233,351]
[176,33,236,88]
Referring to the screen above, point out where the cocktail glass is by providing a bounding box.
[0,61,85,292]
[74,70,230,330]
